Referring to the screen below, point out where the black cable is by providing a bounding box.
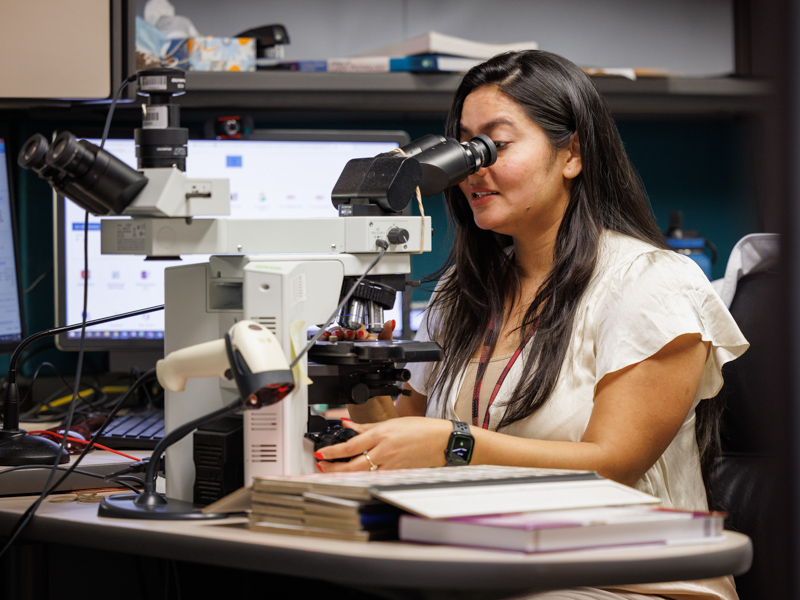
[0,365,156,560]
[140,397,241,497]
[290,240,390,369]
[0,465,141,494]
[99,74,136,151]
[22,268,53,296]
[17,362,106,417]
[16,362,76,419]
[110,475,146,489]
[47,369,156,493]
[11,73,136,483]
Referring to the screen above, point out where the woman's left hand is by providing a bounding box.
[313,417,453,472]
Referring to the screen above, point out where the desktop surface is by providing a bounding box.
[0,493,752,597]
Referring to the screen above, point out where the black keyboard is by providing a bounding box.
[95,411,165,450]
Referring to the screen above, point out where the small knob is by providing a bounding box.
[387,227,410,245]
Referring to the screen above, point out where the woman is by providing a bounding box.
[316,51,748,600]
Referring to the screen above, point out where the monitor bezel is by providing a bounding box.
[0,137,25,354]
[54,129,412,352]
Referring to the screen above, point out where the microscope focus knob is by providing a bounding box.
[386,227,410,245]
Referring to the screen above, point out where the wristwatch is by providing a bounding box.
[444,420,475,466]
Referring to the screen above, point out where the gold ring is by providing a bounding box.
[363,451,378,471]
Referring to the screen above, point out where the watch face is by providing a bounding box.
[448,433,474,464]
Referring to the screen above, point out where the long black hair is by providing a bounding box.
[425,50,720,493]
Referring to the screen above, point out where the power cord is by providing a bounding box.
[0,73,139,560]
[0,367,156,560]
[290,239,390,369]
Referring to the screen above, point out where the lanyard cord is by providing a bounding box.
[471,315,537,429]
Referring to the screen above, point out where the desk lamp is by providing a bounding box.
[98,320,294,520]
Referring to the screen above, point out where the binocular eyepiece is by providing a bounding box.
[332,134,497,215]
[18,132,148,216]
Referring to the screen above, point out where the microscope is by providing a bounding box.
[18,68,497,504]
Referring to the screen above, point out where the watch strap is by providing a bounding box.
[445,420,474,466]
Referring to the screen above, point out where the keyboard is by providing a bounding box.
[95,411,165,450]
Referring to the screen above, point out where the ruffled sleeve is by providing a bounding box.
[593,248,749,400]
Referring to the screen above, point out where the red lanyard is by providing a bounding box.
[471,315,537,429]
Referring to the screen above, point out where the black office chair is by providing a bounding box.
[708,268,779,600]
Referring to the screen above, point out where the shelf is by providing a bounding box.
[1,72,771,120]
[172,71,771,118]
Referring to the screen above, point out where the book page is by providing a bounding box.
[375,479,659,519]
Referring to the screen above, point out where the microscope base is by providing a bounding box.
[98,494,229,520]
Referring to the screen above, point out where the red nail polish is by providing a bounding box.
[356,330,365,339]
[316,463,324,472]
[341,417,352,423]
[313,451,325,460]
[344,330,355,339]
[391,319,396,331]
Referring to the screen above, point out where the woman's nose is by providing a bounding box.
[471,165,489,179]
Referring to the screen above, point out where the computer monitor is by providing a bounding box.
[0,137,24,354]
[54,130,411,355]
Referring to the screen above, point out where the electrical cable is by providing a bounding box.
[17,361,77,415]
[22,268,53,296]
[0,465,141,494]
[26,432,140,461]
[0,367,156,560]
[0,74,141,559]
[290,240,389,370]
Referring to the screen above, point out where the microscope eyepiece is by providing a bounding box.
[332,134,498,215]
[462,133,497,172]
[411,134,498,197]
[47,131,94,177]
[17,130,148,216]
[18,134,50,170]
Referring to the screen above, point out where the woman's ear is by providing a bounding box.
[562,133,582,180]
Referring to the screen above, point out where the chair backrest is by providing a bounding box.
[709,268,779,599]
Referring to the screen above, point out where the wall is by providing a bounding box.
[4,1,754,375]
[137,0,735,76]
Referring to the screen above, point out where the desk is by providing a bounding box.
[0,494,752,599]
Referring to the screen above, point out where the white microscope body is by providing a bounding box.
[58,130,487,503]
[17,68,494,505]
[156,239,427,502]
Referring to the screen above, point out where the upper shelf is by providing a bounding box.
[175,71,771,118]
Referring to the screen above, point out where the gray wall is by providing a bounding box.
[138,0,735,76]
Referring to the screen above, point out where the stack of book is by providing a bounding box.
[248,483,402,542]
[238,465,727,552]
[271,31,538,73]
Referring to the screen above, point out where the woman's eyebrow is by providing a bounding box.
[459,117,517,137]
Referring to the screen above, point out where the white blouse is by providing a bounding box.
[407,231,749,599]
[408,230,749,512]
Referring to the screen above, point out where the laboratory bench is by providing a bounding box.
[0,491,752,600]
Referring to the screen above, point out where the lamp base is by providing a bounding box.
[98,493,229,520]
[0,429,70,466]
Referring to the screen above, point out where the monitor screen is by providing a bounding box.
[54,131,410,352]
[0,138,24,353]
